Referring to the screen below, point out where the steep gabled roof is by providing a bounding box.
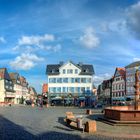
[125,61,140,69]
[0,68,11,80]
[46,61,94,75]
[20,76,28,87]
[79,64,94,75]
[114,67,125,79]
[29,86,37,95]
[9,73,20,84]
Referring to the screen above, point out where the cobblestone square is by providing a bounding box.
[0,106,140,140]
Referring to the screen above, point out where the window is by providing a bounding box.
[63,78,68,83]
[87,78,91,83]
[75,69,78,74]
[51,69,55,73]
[86,87,90,93]
[81,87,85,93]
[119,85,121,90]
[75,78,80,83]
[56,87,61,93]
[49,78,56,83]
[69,87,74,93]
[57,78,62,83]
[77,87,81,93]
[71,78,75,83]
[52,87,56,93]
[63,69,66,74]
[67,69,73,74]
[63,87,67,93]
[81,78,86,83]
[70,69,73,74]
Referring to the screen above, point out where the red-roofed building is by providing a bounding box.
[112,67,126,101]
[42,84,48,93]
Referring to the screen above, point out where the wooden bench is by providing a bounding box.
[65,112,76,125]
[65,112,85,132]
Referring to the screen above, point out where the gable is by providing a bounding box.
[59,61,81,71]
[115,70,120,77]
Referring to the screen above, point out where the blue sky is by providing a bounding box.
[0,0,140,93]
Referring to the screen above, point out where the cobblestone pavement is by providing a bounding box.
[0,106,140,140]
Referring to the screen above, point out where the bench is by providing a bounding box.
[65,112,85,132]
[65,112,76,125]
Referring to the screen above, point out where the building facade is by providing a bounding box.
[125,61,140,100]
[0,68,15,103]
[112,68,126,101]
[20,76,29,101]
[46,61,94,99]
[9,73,23,104]
[28,86,37,102]
[42,84,48,94]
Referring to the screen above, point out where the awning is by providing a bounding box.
[51,97,62,100]
[78,97,85,100]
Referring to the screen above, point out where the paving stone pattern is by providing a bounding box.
[0,106,139,140]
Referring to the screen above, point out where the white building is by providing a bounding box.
[20,76,29,101]
[46,61,94,98]
[0,68,15,104]
[9,73,23,104]
[125,61,140,100]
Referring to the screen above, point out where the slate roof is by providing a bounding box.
[46,62,94,75]
[46,64,61,75]
[125,61,140,69]
[0,68,11,80]
[20,76,28,87]
[9,73,20,84]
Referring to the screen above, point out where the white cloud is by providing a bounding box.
[133,57,140,62]
[13,34,61,53]
[126,1,140,39]
[79,27,100,48]
[10,53,44,70]
[18,34,55,46]
[0,37,6,43]
[93,73,112,86]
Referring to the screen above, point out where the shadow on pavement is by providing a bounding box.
[0,115,85,140]
[0,115,36,140]
[38,131,87,140]
[0,115,136,140]
[86,113,104,121]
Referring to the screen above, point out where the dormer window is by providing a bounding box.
[51,69,55,73]
[86,69,89,72]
